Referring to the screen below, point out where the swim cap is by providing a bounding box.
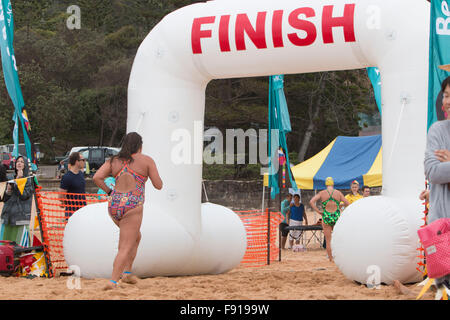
[325,177,334,186]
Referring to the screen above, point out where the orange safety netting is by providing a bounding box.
[35,190,108,276]
[35,190,283,276]
[235,209,283,267]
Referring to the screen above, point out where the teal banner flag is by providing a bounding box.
[367,67,382,114]
[428,0,450,130]
[268,75,297,199]
[0,0,35,167]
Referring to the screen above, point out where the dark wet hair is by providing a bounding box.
[69,152,81,166]
[442,76,450,92]
[293,194,300,198]
[14,156,29,177]
[113,132,143,163]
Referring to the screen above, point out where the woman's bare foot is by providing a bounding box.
[122,274,139,284]
[103,280,120,291]
[393,280,415,298]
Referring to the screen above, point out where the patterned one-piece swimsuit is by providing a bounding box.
[108,163,146,221]
[322,190,341,226]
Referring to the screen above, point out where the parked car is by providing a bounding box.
[60,147,119,176]
[1,152,13,170]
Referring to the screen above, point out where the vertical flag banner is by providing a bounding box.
[268,75,298,199]
[428,0,450,130]
[367,67,382,114]
[0,0,37,168]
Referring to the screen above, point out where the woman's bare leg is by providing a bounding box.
[122,224,142,284]
[322,222,333,262]
[108,206,143,286]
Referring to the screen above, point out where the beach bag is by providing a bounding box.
[417,218,450,279]
[0,241,16,276]
[0,240,44,277]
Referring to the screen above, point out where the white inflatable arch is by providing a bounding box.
[64,0,429,283]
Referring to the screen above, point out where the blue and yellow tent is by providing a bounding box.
[291,135,382,190]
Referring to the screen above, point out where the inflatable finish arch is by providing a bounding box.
[65,0,429,283]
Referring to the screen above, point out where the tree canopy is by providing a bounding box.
[0,1,379,179]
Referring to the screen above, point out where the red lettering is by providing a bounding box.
[192,16,215,54]
[322,4,356,44]
[287,7,317,47]
[272,10,284,48]
[219,15,231,52]
[235,12,267,51]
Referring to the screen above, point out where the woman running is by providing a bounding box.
[309,177,349,262]
[93,132,163,289]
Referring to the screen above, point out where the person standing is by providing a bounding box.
[59,152,86,220]
[362,186,371,197]
[423,76,450,289]
[344,180,363,205]
[279,193,292,250]
[93,132,163,289]
[288,194,308,249]
[1,156,34,244]
[310,177,349,262]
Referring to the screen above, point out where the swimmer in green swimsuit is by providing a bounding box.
[322,189,341,226]
[309,177,350,262]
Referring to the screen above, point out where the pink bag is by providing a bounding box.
[417,218,450,279]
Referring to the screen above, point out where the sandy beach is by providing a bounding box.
[0,247,435,300]
[0,208,437,300]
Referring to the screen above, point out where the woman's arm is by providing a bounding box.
[146,156,163,190]
[93,160,113,194]
[2,183,12,202]
[425,125,450,184]
[309,193,322,215]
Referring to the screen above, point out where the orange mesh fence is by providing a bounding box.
[35,190,283,276]
[416,198,429,276]
[35,190,108,276]
[235,209,283,267]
